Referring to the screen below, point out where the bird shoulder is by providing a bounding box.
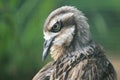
[32,61,54,80]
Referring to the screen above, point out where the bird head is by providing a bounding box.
[42,6,91,61]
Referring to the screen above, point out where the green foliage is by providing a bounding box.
[0,0,120,80]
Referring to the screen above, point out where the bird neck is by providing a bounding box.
[63,40,105,62]
[53,42,105,78]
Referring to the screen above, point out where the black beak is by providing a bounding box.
[42,38,54,61]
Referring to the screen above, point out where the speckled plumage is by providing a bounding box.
[33,6,117,80]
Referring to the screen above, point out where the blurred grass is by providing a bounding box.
[0,0,120,80]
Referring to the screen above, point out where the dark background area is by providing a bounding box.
[0,0,120,80]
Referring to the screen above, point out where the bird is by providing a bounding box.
[33,6,117,80]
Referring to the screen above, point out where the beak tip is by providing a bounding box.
[42,38,54,61]
[42,54,46,61]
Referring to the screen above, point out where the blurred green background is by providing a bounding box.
[0,0,120,80]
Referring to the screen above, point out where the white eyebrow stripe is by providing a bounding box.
[44,13,74,40]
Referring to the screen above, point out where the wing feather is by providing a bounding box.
[32,62,53,80]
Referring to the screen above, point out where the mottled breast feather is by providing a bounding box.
[33,43,117,80]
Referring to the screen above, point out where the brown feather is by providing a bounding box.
[33,44,117,80]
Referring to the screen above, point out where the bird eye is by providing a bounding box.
[50,21,62,33]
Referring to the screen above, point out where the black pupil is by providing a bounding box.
[53,24,58,29]
[51,21,62,32]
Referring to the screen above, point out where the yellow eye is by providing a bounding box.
[51,20,62,33]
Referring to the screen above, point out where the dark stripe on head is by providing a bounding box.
[44,6,79,27]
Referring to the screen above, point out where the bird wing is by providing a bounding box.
[67,58,117,80]
[102,61,117,80]
[32,61,53,80]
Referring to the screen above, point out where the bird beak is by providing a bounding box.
[42,38,54,61]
